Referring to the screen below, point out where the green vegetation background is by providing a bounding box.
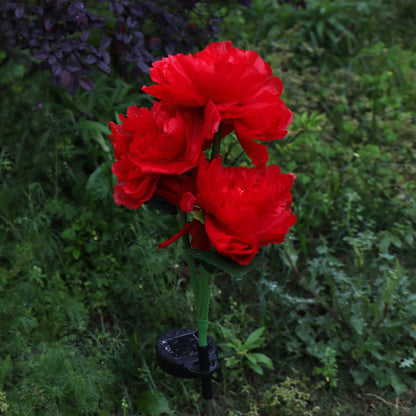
[1,0,415,415]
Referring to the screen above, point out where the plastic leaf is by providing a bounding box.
[185,248,261,278]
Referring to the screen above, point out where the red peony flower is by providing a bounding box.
[193,156,297,265]
[110,41,297,266]
[109,101,219,209]
[159,156,297,264]
[142,41,293,165]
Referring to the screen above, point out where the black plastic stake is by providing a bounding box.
[156,329,217,415]
[198,344,213,400]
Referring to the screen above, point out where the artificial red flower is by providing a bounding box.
[194,156,297,265]
[158,156,296,264]
[109,101,219,209]
[142,40,293,165]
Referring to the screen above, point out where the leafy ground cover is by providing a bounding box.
[1,0,415,415]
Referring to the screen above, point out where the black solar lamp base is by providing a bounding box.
[155,328,218,380]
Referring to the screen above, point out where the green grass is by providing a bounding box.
[1,0,416,414]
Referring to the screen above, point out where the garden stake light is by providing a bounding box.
[109,41,296,413]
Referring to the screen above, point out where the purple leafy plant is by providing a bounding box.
[0,0,245,94]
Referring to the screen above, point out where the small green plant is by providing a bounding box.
[260,375,321,416]
[228,374,320,416]
[0,390,10,416]
[218,325,274,376]
[136,390,172,416]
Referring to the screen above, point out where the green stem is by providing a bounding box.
[180,211,199,306]
[178,213,211,347]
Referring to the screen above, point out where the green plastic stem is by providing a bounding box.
[180,211,199,306]
[179,208,211,348]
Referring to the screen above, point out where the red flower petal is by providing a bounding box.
[194,156,296,264]
[109,101,219,210]
[142,41,293,165]
[158,218,200,249]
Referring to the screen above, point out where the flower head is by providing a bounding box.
[142,41,292,165]
[109,101,219,209]
[110,41,297,266]
[194,156,297,265]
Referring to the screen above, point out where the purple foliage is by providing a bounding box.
[1,0,108,94]
[0,0,236,94]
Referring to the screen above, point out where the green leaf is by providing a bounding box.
[77,120,111,154]
[350,369,368,386]
[185,249,261,278]
[250,352,274,369]
[246,352,258,364]
[247,360,264,375]
[218,324,233,337]
[246,352,274,373]
[244,327,265,350]
[220,341,238,350]
[0,354,12,386]
[72,248,81,260]
[86,161,113,201]
[61,228,76,240]
[399,358,414,369]
[137,390,172,416]
[77,119,111,136]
